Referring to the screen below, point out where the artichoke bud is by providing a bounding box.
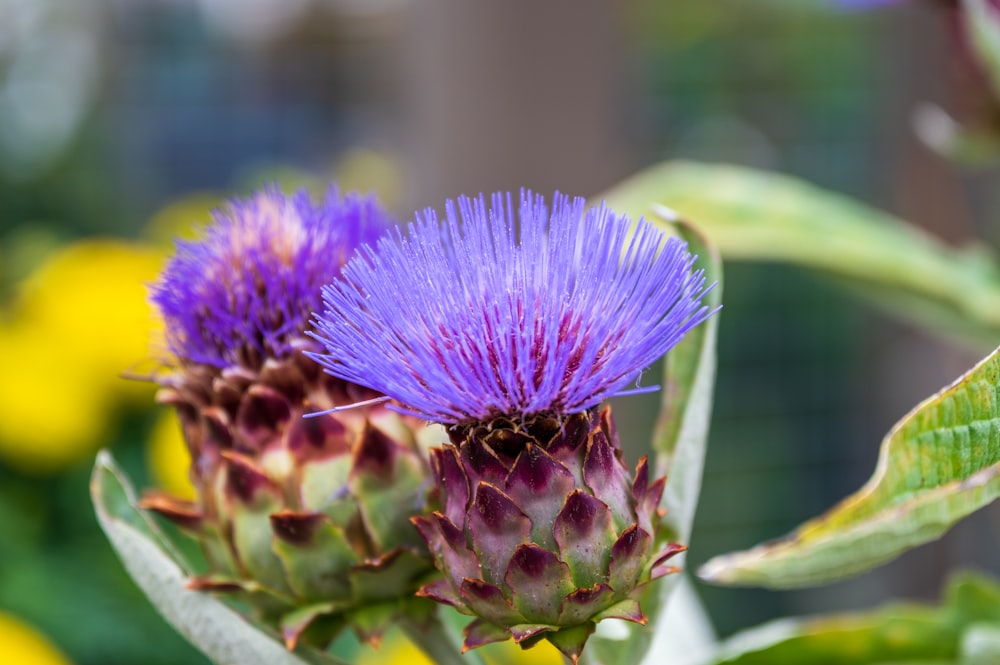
[412,406,684,663]
[309,190,718,663]
[142,188,436,649]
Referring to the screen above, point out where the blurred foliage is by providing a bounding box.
[602,160,1000,352]
[700,342,1000,588]
[704,572,1000,664]
[0,240,163,472]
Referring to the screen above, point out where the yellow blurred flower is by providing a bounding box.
[12,240,165,397]
[356,633,433,665]
[147,408,195,500]
[0,240,164,472]
[0,612,73,665]
[353,630,562,665]
[480,636,563,665]
[0,323,114,472]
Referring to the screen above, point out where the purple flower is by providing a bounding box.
[144,187,436,650]
[309,190,715,424]
[151,187,391,369]
[310,190,715,660]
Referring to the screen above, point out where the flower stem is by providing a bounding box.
[400,614,483,665]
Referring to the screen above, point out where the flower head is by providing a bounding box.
[310,190,714,424]
[151,187,390,369]
[143,186,435,650]
[309,190,715,661]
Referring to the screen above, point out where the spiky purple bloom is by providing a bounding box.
[310,190,716,661]
[143,187,438,650]
[151,187,389,369]
[309,191,714,424]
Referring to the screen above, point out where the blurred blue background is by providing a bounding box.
[1,1,998,663]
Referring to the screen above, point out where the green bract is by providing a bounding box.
[143,350,436,649]
[413,408,684,663]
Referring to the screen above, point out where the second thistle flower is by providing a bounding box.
[143,188,436,649]
[311,191,717,662]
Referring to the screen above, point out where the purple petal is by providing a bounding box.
[558,583,615,625]
[592,598,645,625]
[504,444,575,549]
[548,412,592,459]
[632,456,649,503]
[468,483,531,585]
[432,446,470,527]
[222,452,277,505]
[546,622,596,664]
[509,623,555,644]
[349,423,397,482]
[598,406,620,448]
[650,542,687,580]
[460,437,509,487]
[412,512,480,583]
[460,578,521,626]
[269,511,325,546]
[139,492,203,532]
[416,577,464,609]
[152,187,392,369]
[310,191,717,423]
[582,428,632,531]
[608,525,651,593]
[286,411,349,461]
[235,385,291,451]
[463,619,510,651]
[636,475,665,537]
[504,544,574,624]
[553,490,616,586]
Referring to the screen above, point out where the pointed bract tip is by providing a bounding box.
[282,628,301,651]
[270,511,326,546]
[139,491,203,531]
[462,618,511,651]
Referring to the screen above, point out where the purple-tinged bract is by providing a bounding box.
[152,187,389,370]
[310,190,714,424]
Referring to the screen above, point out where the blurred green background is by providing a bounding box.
[2,0,998,663]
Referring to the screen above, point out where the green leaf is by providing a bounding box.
[91,450,345,665]
[639,575,717,665]
[708,607,954,665]
[600,160,1000,349]
[702,573,1000,665]
[653,219,723,544]
[583,219,722,665]
[699,345,1000,589]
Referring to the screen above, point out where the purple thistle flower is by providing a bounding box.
[144,187,438,650]
[309,190,715,424]
[310,190,715,660]
[151,187,390,369]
